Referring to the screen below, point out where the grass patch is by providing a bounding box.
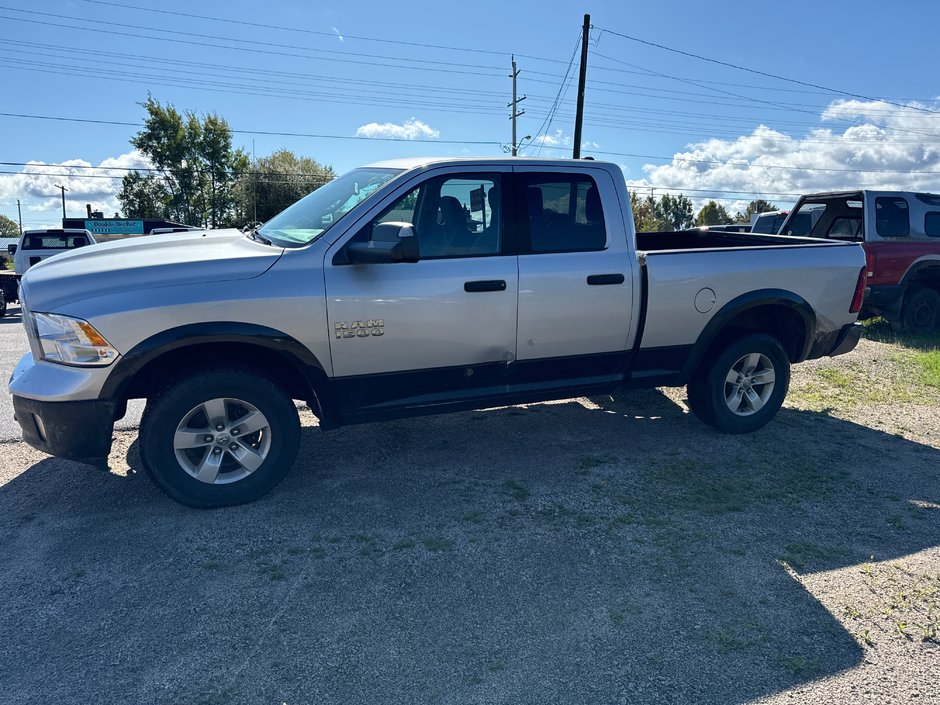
[575,454,617,474]
[916,350,940,388]
[778,542,846,571]
[256,561,287,581]
[422,537,454,552]
[502,480,530,502]
[776,654,817,676]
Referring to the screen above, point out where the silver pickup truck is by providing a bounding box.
[9,158,867,507]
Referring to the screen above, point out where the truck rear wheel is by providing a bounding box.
[900,287,940,334]
[139,368,301,508]
[687,333,790,433]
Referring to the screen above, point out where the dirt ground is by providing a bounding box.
[0,327,937,704]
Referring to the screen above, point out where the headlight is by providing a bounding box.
[31,312,119,366]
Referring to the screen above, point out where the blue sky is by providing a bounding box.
[3,0,940,228]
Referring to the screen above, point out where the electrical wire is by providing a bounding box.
[595,25,940,117]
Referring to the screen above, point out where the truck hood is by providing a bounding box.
[21,229,284,312]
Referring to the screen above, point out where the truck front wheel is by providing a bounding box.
[900,287,940,334]
[687,333,791,433]
[139,368,301,508]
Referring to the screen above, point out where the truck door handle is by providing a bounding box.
[464,280,507,292]
[587,273,625,286]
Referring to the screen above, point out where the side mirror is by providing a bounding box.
[347,222,419,264]
[7,244,17,255]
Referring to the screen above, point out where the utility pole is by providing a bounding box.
[53,184,68,219]
[508,55,526,156]
[16,199,23,235]
[572,13,591,159]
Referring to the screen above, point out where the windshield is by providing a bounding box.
[257,167,403,247]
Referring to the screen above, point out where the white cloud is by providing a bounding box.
[331,26,343,42]
[627,100,940,211]
[355,117,439,140]
[532,129,571,148]
[0,150,152,222]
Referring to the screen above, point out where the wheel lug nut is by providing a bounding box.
[204,435,214,442]
[229,443,238,451]
[231,428,239,436]
[216,424,224,432]
[213,447,222,455]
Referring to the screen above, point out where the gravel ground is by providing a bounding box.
[0,330,937,705]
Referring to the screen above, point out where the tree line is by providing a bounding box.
[629,192,779,231]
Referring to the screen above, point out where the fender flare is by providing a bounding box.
[899,256,940,293]
[100,322,339,427]
[677,289,816,384]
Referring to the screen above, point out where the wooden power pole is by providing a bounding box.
[508,56,526,156]
[572,13,591,159]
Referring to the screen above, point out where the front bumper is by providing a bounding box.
[12,395,115,465]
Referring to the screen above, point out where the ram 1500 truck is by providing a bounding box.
[780,190,940,332]
[9,158,867,507]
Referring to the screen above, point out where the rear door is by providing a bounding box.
[511,166,634,393]
[324,166,518,419]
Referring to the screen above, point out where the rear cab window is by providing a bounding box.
[23,233,91,249]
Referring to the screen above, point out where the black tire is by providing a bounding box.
[0,290,6,318]
[140,368,300,508]
[899,287,940,334]
[686,333,791,434]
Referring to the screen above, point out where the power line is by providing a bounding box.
[75,0,570,65]
[531,34,582,156]
[0,6,508,73]
[595,25,940,118]
[0,112,503,146]
[0,13,508,79]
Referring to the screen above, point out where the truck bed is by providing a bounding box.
[637,229,826,252]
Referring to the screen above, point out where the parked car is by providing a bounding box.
[11,229,96,276]
[703,223,752,233]
[9,158,866,507]
[750,210,789,235]
[779,191,940,332]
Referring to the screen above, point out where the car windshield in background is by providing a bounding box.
[257,168,403,247]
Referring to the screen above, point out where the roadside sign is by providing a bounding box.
[84,219,144,235]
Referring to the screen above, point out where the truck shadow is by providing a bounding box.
[0,390,937,705]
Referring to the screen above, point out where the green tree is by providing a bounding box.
[695,201,733,226]
[630,192,668,232]
[118,96,249,227]
[0,213,19,238]
[235,149,336,224]
[657,193,694,230]
[630,191,694,231]
[734,199,778,223]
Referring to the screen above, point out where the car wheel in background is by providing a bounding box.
[900,287,940,334]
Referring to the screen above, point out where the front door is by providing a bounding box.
[324,168,517,420]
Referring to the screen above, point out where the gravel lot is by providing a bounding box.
[0,319,937,705]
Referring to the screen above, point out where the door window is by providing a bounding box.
[517,174,606,253]
[356,174,503,259]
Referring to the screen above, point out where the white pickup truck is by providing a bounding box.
[9,158,867,507]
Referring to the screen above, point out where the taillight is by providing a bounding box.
[850,265,867,313]
[865,250,876,279]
